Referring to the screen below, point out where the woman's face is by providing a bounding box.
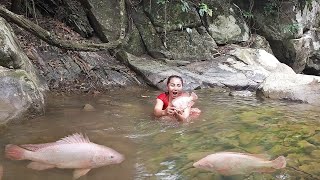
[167,77,183,99]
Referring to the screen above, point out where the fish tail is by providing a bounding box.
[271,156,286,169]
[5,144,27,160]
[190,92,198,100]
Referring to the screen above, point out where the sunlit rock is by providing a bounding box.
[249,34,274,55]
[117,46,296,93]
[229,90,254,97]
[258,73,320,105]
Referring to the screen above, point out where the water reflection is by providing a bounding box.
[0,88,319,180]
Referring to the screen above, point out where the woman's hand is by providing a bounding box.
[165,106,176,116]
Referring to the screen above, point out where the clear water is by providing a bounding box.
[1,88,319,180]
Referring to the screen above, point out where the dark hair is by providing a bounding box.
[167,75,183,86]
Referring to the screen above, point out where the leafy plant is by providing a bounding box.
[284,23,299,35]
[180,0,190,12]
[264,0,280,16]
[157,0,168,5]
[243,11,254,19]
[199,3,213,17]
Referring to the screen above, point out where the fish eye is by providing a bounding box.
[110,155,114,159]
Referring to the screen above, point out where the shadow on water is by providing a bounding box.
[0,88,319,180]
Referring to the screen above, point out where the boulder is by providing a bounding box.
[258,73,320,105]
[132,1,218,60]
[81,0,122,42]
[243,0,320,73]
[0,67,45,124]
[118,46,293,91]
[0,18,46,124]
[203,0,250,44]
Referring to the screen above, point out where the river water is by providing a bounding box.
[1,88,319,180]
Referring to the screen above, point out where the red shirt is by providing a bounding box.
[157,93,169,110]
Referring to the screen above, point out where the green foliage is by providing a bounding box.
[243,11,254,19]
[199,3,213,17]
[180,0,190,12]
[284,23,299,35]
[298,0,313,12]
[157,0,168,5]
[306,0,313,9]
[263,0,280,16]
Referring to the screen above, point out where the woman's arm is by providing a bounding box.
[175,107,191,122]
[154,99,167,117]
[154,99,176,117]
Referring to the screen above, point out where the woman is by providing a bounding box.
[153,75,200,122]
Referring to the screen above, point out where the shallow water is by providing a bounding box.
[1,88,320,180]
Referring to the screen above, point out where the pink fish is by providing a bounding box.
[193,152,286,176]
[172,92,198,111]
[5,133,124,179]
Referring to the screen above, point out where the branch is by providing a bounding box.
[0,0,129,52]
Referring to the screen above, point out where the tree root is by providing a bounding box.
[0,0,129,52]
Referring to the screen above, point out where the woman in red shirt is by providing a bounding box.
[153,75,200,122]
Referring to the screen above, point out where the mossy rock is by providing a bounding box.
[307,133,320,145]
[239,132,256,145]
[297,140,317,153]
[299,162,320,176]
[268,145,301,156]
[311,150,320,158]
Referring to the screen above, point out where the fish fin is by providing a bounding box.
[188,101,195,107]
[27,162,55,170]
[56,133,91,144]
[190,92,198,100]
[181,92,190,97]
[245,153,270,160]
[5,144,27,160]
[73,168,91,179]
[202,160,214,168]
[20,143,57,151]
[223,152,270,160]
[271,156,286,169]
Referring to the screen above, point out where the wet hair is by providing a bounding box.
[167,75,183,86]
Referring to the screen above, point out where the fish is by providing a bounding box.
[193,152,286,176]
[5,133,125,179]
[172,92,198,111]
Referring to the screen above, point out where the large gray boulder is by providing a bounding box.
[258,73,320,105]
[0,18,46,124]
[246,0,320,73]
[118,46,293,91]
[203,0,250,44]
[81,0,121,42]
[132,0,218,60]
[0,67,45,124]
